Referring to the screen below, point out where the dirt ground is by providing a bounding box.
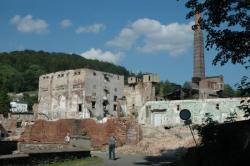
[117,125,199,156]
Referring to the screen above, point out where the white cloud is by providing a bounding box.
[76,23,106,34]
[106,18,194,56]
[80,48,122,64]
[60,19,72,29]
[10,14,49,34]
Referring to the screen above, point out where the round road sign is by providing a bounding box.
[179,109,191,120]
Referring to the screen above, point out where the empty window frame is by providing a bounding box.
[92,101,96,109]
[113,104,117,111]
[113,95,117,101]
[216,104,219,110]
[78,104,82,112]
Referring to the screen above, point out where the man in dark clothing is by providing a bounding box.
[108,135,116,160]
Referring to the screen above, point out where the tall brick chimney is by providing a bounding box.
[192,12,205,84]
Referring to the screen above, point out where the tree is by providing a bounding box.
[184,0,250,94]
[155,80,181,97]
[223,84,235,97]
[22,93,38,111]
[0,89,10,116]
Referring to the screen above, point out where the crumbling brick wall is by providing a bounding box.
[19,118,141,148]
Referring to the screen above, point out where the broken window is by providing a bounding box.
[177,105,180,111]
[92,101,96,109]
[104,89,109,96]
[216,104,219,110]
[113,104,117,111]
[149,76,151,81]
[93,72,96,76]
[132,104,135,109]
[104,74,110,82]
[16,121,22,128]
[113,95,117,101]
[74,71,80,76]
[78,104,82,112]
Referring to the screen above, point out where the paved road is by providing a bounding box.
[91,151,176,166]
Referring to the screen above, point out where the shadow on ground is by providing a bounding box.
[133,147,188,166]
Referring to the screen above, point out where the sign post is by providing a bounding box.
[179,109,197,146]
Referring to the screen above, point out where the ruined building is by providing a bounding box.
[124,74,160,115]
[138,97,248,127]
[38,68,124,120]
[192,12,224,98]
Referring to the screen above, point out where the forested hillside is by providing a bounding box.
[0,50,130,93]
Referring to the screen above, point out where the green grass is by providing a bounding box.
[40,156,103,166]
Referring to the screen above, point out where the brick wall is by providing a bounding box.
[19,118,141,148]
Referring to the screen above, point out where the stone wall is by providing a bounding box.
[19,118,141,148]
[18,143,71,153]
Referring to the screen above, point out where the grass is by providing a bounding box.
[40,156,103,166]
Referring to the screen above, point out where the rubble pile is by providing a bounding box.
[117,125,199,156]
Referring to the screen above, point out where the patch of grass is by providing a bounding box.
[40,156,103,166]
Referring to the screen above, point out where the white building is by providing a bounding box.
[138,98,249,127]
[10,102,28,113]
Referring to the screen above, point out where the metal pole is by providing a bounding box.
[188,124,197,147]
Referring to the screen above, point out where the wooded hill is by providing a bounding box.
[0,50,130,93]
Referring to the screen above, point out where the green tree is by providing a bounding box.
[22,93,38,111]
[23,65,46,91]
[0,89,10,116]
[155,80,181,97]
[223,84,235,97]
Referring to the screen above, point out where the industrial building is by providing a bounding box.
[38,68,124,120]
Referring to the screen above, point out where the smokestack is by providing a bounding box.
[192,12,205,84]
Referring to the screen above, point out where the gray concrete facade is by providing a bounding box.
[38,68,124,120]
[124,74,159,115]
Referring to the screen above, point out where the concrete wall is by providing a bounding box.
[199,75,224,99]
[138,98,249,127]
[124,82,155,115]
[124,74,158,115]
[38,68,124,120]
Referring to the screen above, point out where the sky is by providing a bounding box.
[0,0,248,87]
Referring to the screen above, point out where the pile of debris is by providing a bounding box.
[117,125,199,156]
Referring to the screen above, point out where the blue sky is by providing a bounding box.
[0,0,248,87]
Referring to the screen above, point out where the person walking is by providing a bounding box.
[108,135,116,160]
